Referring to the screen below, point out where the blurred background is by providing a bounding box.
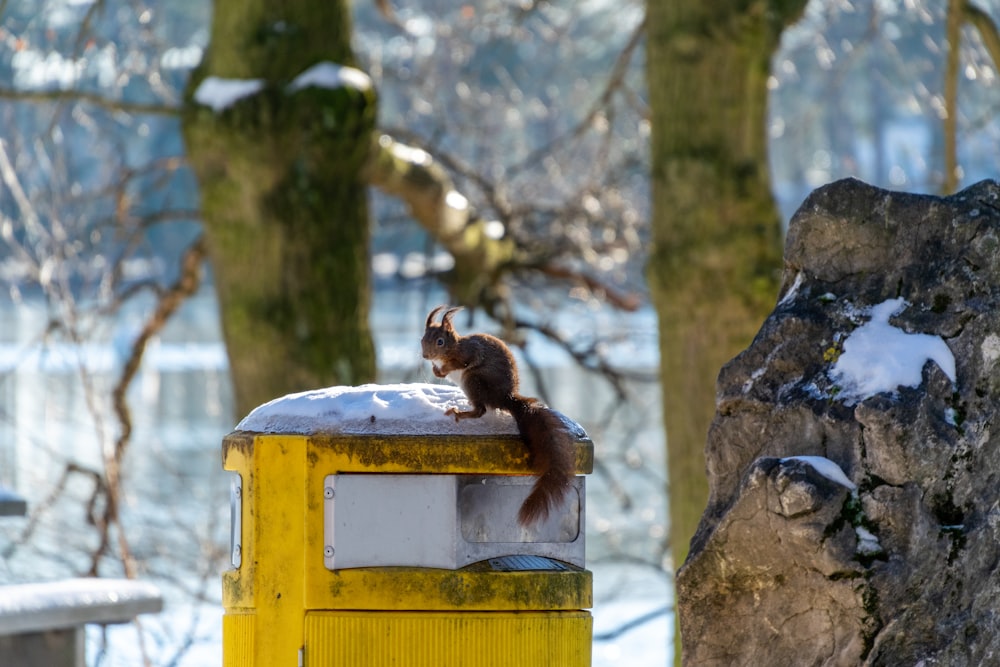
[1,1,999,665]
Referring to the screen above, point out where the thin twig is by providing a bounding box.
[90,236,207,578]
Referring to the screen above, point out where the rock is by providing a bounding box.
[677,178,1000,666]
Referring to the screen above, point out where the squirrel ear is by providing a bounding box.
[442,306,463,330]
[426,305,446,330]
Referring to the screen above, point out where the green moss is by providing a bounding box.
[932,293,952,313]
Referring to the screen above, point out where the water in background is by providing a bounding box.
[0,284,671,665]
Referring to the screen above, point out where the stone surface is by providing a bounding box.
[677,178,1000,666]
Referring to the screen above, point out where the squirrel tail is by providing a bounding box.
[507,396,576,526]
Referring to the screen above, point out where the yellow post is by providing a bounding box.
[222,385,594,667]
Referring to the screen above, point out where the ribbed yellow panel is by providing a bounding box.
[304,610,592,666]
[222,612,255,667]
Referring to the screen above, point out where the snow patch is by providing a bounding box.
[287,61,373,93]
[741,365,767,394]
[236,383,520,436]
[781,455,856,491]
[982,334,1000,367]
[445,189,469,211]
[778,271,804,307]
[830,298,955,404]
[383,136,432,166]
[855,526,882,556]
[193,77,264,112]
[193,62,372,113]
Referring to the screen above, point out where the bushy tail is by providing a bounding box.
[507,396,576,526]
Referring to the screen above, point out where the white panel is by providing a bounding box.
[324,474,459,569]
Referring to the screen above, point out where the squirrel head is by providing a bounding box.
[421,305,462,360]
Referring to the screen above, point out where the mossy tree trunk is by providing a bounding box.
[645,3,807,657]
[182,0,375,418]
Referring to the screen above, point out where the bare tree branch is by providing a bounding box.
[92,236,207,578]
[507,16,647,177]
[0,86,179,116]
[364,133,516,304]
[366,132,642,312]
[965,2,1000,71]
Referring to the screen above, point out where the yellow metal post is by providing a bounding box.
[223,425,594,666]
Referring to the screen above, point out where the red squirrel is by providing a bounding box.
[421,305,575,526]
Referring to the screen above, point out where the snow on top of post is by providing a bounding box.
[193,76,264,112]
[235,383,521,436]
[287,61,373,93]
[830,298,956,404]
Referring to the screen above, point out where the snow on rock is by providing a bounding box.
[287,61,373,93]
[780,455,856,491]
[830,298,956,404]
[777,271,804,307]
[235,383,521,436]
[855,526,882,556]
[982,333,1000,367]
[193,76,264,112]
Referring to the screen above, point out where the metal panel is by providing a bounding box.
[324,474,585,570]
[459,475,580,543]
[324,474,459,569]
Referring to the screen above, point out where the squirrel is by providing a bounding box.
[421,305,576,527]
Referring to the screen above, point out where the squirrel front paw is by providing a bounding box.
[444,407,461,422]
[432,364,448,378]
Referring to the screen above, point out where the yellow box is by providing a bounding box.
[222,427,593,666]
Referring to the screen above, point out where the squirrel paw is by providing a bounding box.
[444,407,461,422]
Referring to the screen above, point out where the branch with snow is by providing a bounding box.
[363,132,516,304]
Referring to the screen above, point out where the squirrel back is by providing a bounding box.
[422,306,576,526]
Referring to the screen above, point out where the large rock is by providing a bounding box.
[677,178,1000,666]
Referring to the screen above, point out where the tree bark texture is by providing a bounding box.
[645,0,807,578]
[182,0,376,419]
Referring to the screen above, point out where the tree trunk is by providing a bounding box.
[182,0,376,419]
[943,0,961,194]
[645,2,806,657]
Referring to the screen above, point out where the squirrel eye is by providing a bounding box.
[436,337,445,347]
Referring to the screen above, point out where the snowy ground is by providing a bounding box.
[592,562,673,666]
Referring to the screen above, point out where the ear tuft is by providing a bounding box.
[442,306,463,330]
[425,305,446,330]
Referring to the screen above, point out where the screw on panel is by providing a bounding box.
[324,486,334,499]
[324,546,335,558]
